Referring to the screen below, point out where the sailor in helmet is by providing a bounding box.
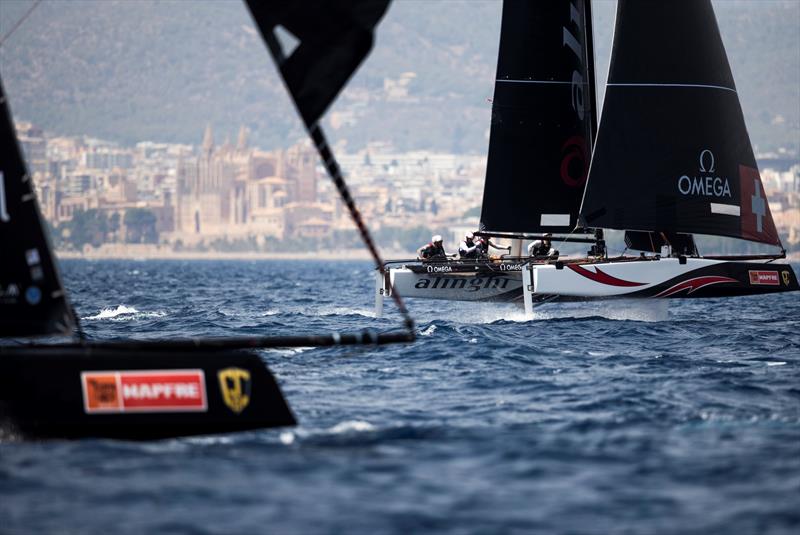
[417,234,447,261]
[475,235,512,258]
[528,234,555,257]
[458,232,480,259]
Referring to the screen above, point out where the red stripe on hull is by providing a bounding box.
[654,276,739,298]
[567,264,646,287]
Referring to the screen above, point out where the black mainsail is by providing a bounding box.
[0,76,75,337]
[579,0,781,247]
[480,0,597,234]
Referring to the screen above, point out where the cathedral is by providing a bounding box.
[175,125,322,243]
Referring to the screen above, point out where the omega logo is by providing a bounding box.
[677,149,731,198]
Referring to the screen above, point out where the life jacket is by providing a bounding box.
[459,239,478,258]
[421,242,445,259]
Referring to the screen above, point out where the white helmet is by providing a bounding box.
[465,232,474,241]
[432,235,443,243]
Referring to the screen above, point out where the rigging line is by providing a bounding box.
[307,122,415,335]
[0,0,42,48]
[557,224,580,249]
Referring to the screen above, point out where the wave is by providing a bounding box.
[84,305,167,321]
[301,306,375,318]
[328,420,376,434]
[419,324,437,336]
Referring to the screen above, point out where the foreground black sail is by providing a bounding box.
[579,0,781,247]
[480,0,597,234]
[0,77,75,337]
[245,0,391,128]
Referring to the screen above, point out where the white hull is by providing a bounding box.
[375,267,523,317]
[522,257,798,318]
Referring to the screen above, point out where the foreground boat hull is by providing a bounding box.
[0,346,295,440]
[524,257,799,315]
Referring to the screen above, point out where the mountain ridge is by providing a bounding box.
[1,0,797,156]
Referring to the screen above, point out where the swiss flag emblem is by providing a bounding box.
[739,165,780,246]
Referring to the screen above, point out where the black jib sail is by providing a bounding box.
[0,76,75,337]
[579,0,781,247]
[480,0,597,234]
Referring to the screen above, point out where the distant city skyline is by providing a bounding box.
[14,118,800,257]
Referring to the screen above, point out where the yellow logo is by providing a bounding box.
[217,368,251,414]
[783,271,791,286]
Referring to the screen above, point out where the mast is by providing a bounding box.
[579,0,781,247]
[0,75,76,337]
[480,0,598,235]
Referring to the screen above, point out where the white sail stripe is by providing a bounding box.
[540,214,571,226]
[710,203,740,216]
[496,79,575,85]
[607,82,736,93]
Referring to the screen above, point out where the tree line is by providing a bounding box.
[51,208,158,250]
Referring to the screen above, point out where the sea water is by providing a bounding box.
[1,259,798,534]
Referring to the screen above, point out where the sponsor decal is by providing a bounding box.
[0,283,20,304]
[748,270,779,286]
[218,368,251,414]
[567,264,646,287]
[740,165,779,244]
[25,249,41,266]
[677,149,732,199]
[82,370,207,414]
[561,1,589,188]
[24,286,41,305]
[563,0,586,121]
[499,263,523,271]
[655,276,738,298]
[414,275,514,292]
[783,271,791,286]
[560,136,589,187]
[560,1,589,188]
[0,170,9,222]
[426,265,453,273]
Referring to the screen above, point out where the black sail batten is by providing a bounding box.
[480,0,597,235]
[0,76,76,338]
[579,0,781,247]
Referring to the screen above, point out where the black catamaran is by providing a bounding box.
[376,0,600,312]
[0,75,295,439]
[521,0,798,314]
[1,0,413,440]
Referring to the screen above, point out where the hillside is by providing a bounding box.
[0,0,797,155]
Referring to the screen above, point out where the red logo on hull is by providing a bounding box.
[82,370,207,413]
[748,270,779,286]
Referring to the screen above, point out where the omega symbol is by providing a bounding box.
[699,149,715,173]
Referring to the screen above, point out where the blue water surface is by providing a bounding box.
[1,259,799,534]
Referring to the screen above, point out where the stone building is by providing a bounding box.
[174,125,321,243]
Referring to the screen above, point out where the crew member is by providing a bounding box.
[458,232,480,259]
[528,234,555,257]
[475,236,511,258]
[418,235,447,260]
